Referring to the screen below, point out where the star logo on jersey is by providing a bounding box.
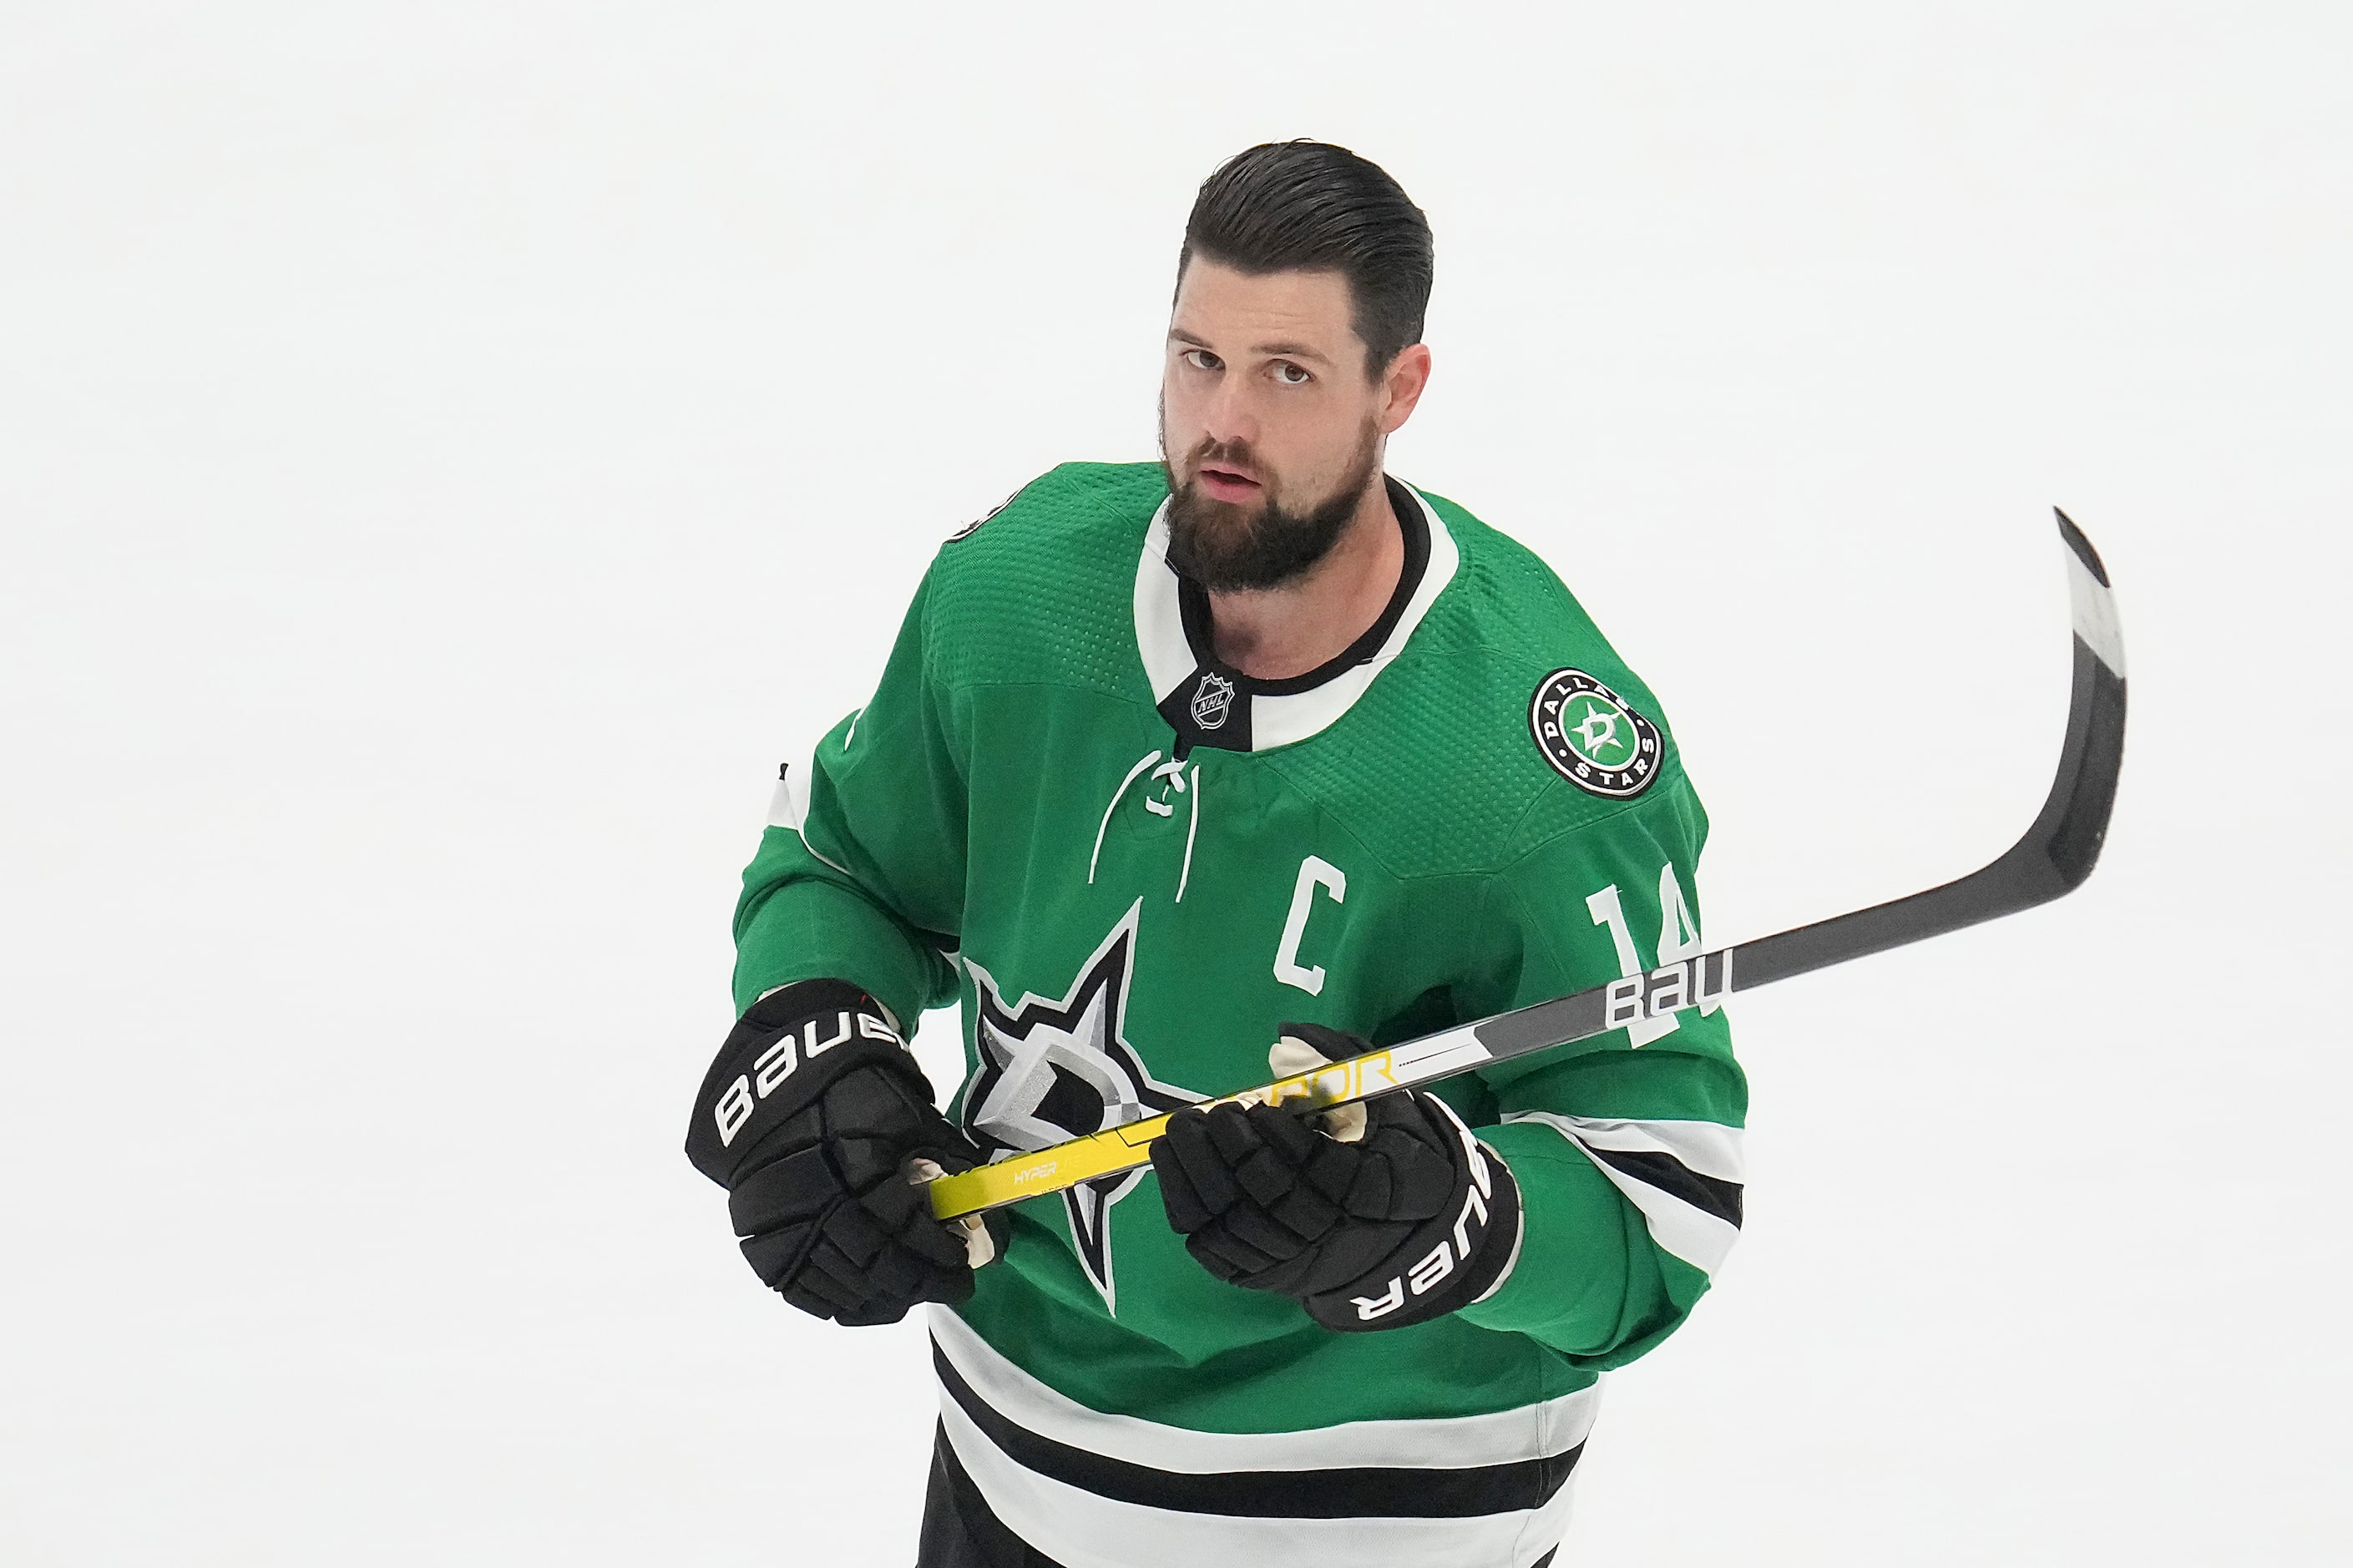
[1188,670,1237,731]
[1573,705,1622,757]
[1529,667,1663,798]
[960,901,1202,1313]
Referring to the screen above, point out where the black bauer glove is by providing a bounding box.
[686,979,989,1326]
[1151,1024,1521,1332]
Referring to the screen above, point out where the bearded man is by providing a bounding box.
[687,141,1746,1568]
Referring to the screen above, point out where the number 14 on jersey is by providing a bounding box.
[1587,863,1716,1046]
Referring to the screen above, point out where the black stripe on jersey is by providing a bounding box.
[926,1424,1070,1568]
[934,1343,1583,1520]
[1584,1146,1745,1227]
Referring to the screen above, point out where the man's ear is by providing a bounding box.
[1379,342,1433,434]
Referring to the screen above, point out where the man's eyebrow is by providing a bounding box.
[1166,326,1333,362]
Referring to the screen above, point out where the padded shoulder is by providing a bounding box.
[1263,488,1699,878]
[924,462,1167,698]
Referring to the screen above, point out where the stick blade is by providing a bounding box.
[1729,513,2127,989]
[2032,508,2128,892]
[2053,506,2109,586]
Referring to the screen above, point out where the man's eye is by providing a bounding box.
[1273,362,1311,385]
[1182,349,1222,372]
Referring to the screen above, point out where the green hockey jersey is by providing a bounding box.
[735,463,1746,1567]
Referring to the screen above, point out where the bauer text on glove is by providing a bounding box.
[686,979,994,1326]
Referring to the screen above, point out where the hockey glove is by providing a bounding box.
[686,979,993,1327]
[1151,1023,1521,1333]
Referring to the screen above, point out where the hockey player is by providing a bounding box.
[687,142,1746,1567]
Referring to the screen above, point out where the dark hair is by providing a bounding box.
[1179,141,1433,379]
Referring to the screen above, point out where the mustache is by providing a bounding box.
[1185,438,1261,478]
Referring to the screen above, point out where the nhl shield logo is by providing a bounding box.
[1188,671,1237,731]
[1530,667,1663,798]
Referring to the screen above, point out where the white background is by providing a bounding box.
[3,3,2347,1563]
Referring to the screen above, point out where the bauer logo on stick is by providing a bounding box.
[1529,668,1662,798]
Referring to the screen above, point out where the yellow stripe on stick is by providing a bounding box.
[925,1050,1403,1221]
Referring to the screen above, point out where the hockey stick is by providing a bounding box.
[929,511,2126,1222]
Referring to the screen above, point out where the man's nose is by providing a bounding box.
[1197,373,1259,448]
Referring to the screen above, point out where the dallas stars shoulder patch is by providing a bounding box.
[1530,667,1663,799]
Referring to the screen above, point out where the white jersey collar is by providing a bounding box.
[1133,478,1460,754]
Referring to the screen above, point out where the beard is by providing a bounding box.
[1161,419,1381,593]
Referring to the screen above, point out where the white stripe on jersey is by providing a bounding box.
[930,1308,1597,1568]
[939,1393,1580,1568]
[766,739,857,878]
[1502,1113,1745,1278]
[930,1306,1599,1474]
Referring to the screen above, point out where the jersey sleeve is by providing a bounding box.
[731,569,967,1027]
[1450,777,1747,1368]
